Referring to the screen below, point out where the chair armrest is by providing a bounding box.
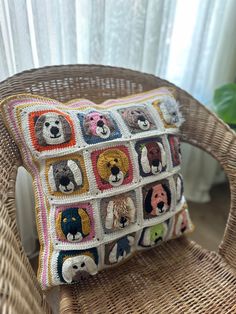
[0,117,51,314]
[173,86,236,270]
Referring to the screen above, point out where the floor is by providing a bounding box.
[187,182,230,251]
[30,182,230,313]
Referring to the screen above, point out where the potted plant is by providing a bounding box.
[213,83,236,130]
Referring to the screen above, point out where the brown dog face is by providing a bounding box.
[144,183,171,217]
[105,196,136,230]
[118,106,154,133]
[96,149,130,187]
[139,141,166,175]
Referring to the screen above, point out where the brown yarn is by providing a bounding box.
[0,64,236,314]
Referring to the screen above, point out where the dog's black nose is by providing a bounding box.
[138,115,146,122]
[68,225,78,236]
[152,159,159,167]
[59,176,70,186]
[157,201,164,210]
[50,126,59,135]
[97,120,104,127]
[120,216,127,225]
[111,166,120,176]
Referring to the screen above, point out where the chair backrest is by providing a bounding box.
[0,65,236,314]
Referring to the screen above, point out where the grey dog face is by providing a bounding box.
[34,112,72,146]
[119,107,153,132]
[48,160,83,194]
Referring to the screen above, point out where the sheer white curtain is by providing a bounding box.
[0,0,236,255]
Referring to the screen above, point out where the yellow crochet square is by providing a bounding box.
[45,153,89,197]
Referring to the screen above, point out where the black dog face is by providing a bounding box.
[48,159,83,194]
[34,112,72,146]
[56,207,91,242]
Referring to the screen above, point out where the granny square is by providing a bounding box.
[0,87,193,289]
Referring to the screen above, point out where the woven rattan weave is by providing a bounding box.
[0,65,236,314]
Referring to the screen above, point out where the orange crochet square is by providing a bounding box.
[28,109,76,152]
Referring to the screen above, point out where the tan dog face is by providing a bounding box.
[105,196,136,230]
[97,149,129,187]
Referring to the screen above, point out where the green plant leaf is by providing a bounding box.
[213,83,236,124]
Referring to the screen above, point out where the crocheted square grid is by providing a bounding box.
[0,87,193,289]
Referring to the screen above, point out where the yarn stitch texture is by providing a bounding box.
[0,87,193,289]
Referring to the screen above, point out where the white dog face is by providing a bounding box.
[35,112,72,146]
[159,97,183,127]
[62,255,98,283]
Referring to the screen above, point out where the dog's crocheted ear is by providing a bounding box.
[126,197,136,222]
[67,160,82,186]
[105,201,114,229]
[48,165,57,191]
[84,256,98,275]
[157,142,167,167]
[142,228,151,246]
[109,243,118,263]
[140,146,151,173]
[78,208,90,236]
[144,188,153,213]
[34,115,47,146]
[59,115,72,142]
[55,212,67,240]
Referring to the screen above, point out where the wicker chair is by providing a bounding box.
[1,65,236,314]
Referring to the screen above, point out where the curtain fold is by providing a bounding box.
[0,0,235,256]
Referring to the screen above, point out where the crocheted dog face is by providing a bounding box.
[83,111,115,139]
[140,222,168,247]
[48,159,83,194]
[96,149,129,186]
[108,235,134,264]
[154,97,183,127]
[56,208,91,242]
[59,252,98,283]
[144,183,171,216]
[139,141,166,175]
[105,196,136,230]
[172,209,189,238]
[119,107,154,133]
[35,112,72,146]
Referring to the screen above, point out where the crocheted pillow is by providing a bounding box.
[0,87,193,289]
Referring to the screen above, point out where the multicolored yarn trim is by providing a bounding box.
[0,87,193,289]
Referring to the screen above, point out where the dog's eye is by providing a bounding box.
[161,193,164,196]
[100,115,103,119]
[81,262,85,267]
[90,117,94,121]
[72,265,78,269]
[114,158,118,162]
[63,217,67,223]
[131,111,134,114]
[107,162,111,167]
[72,217,76,221]
[55,120,60,124]
[45,122,50,127]
[136,111,141,114]
[155,232,158,236]
[172,112,177,116]
[154,194,158,198]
